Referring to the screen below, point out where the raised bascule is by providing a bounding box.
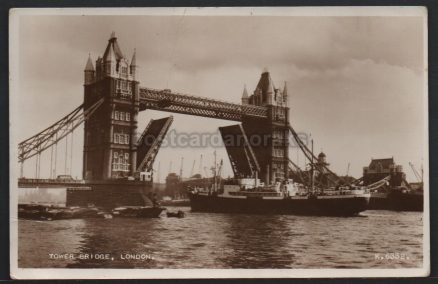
[18,32,335,208]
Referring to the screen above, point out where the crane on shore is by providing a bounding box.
[409,162,423,183]
[190,159,196,178]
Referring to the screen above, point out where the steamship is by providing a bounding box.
[187,151,370,217]
[188,178,370,216]
[187,71,371,216]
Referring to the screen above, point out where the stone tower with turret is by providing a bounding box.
[82,32,139,180]
[241,70,290,184]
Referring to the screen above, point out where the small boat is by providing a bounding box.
[111,206,165,218]
[18,204,50,220]
[166,210,185,218]
[18,204,111,220]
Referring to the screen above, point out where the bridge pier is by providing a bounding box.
[66,180,154,209]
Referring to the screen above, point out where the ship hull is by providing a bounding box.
[368,191,423,211]
[189,193,369,216]
[387,191,423,211]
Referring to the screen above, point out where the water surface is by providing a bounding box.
[18,209,423,269]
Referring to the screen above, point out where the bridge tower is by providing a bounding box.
[242,70,290,185]
[83,32,139,180]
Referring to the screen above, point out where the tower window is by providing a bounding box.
[115,111,119,120]
[112,151,130,172]
[121,81,127,90]
[126,112,131,121]
[113,132,131,144]
[119,153,124,170]
[113,152,119,170]
[124,153,129,171]
[120,112,125,121]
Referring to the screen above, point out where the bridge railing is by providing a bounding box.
[139,88,268,119]
[18,177,86,184]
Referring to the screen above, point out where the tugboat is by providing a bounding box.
[112,193,166,218]
[188,143,370,217]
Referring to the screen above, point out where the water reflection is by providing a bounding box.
[69,218,163,268]
[18,209,423,269]
[219,214,295,268]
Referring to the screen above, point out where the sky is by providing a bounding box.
[14,13,426,182]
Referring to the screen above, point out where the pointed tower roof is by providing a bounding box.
[242,84,249,98]
[256,69,275,95]
[130,49,137,66]
[112,40,125,60]
[104,43,116,62]
[84,54,94,71]
[103,31,125,61]
[283,81,288,97]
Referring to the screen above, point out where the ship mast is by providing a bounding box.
[157,161,161,183]
[310,139,315,194]
[213,151,217,192]
[179,157,184,180]
[199,154,203,178]
[421,164,424,184]
[190,159,196,177]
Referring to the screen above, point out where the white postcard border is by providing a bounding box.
[9,6,430,279]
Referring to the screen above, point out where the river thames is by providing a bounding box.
[18,208,423,269]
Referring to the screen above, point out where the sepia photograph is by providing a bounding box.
[9,7,429,279]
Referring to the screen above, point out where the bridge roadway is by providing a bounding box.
[18,178,88,189]
[18,178,151,189]
[18,177,154,189]
[139,87,268,121]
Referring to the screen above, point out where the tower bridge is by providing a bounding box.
[138,87,268,121]
[17,32,338,207]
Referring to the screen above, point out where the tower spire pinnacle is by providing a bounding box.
[241,84,249,104]
[242,84,248,98]
[84,53,95,84]
[84,53,94,71]
[282,81,288,104]
[130,48,137,66]
[130,48,137,79]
